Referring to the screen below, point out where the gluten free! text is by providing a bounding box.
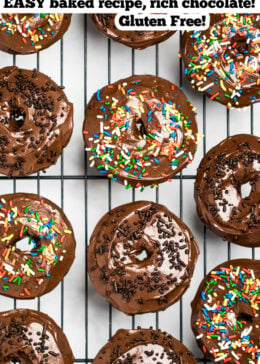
[3,0,256,11]
[115,14,208,30]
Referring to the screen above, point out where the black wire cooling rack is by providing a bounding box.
[0,14,259,364]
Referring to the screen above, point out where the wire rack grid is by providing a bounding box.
[0,14,259,364]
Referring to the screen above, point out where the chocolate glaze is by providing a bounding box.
[93,328,196,363]
[90,14,174,50]
[88,201,199,315]
[181,14,260,108]
[0,308,74,363]
[83,74,198,189]
[195,134,260,247]
[0,66,73,177]
[0,193,76,299]
[0,14,71,54]
[191,259,260,364]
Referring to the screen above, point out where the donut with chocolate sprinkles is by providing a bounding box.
[191,259,260,364]
[181,14,260,108]
[93,328,196,363]
[195,134,260,247]
[0,193,76,299]
[88,201,199,315]
[0,14,71,54]
[90,14,175,49]
[0,308,74,363]
[0,66,73,177]
[83,74,198,190]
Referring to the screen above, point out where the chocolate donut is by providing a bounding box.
[0,66,73,177]
[0,193,76,299]
[0,308,74,363]
[0,14,71,54]
[191,259,260,364]
[181,14,260,108]
[88,201,199,315]
[83,75,198,189]
[90,14,175,50]
[195,134,260,247]
[93,328,196,363]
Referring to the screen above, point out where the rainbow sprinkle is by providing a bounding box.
[193,262,260,363]
[0,197,71,297]
[184,14,260,108]
[0,13,63,50]
[84,77,198,190]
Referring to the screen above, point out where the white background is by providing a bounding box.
[0,14,259,363]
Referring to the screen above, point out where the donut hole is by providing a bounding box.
[9,105,26,132]
[135,248,149,262]
[6,354,22,363]
[136,119,146,137]
[15,236,39,252]
[237,312,253,323]
[240,181,252,199]
[232,34,249,54]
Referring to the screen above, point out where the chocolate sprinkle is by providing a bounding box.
[88,201,199,315]
[195,134,260,247]
[0,66,73,177]
[0,309,73,363]
[92,328,196,364]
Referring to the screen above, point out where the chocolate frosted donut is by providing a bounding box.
[195,134,260,247]
[0,193,76,299]
[88,201,199,315]
[0,14,71,54]
[181,14,260,108]
[191,259,260,364]
[83,75,198,189]
[0,66,73,176]
[0,308,73,363]
[90,14,174,49]
[93,328,196,363]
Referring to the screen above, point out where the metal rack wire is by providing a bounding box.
[1,13,259,364]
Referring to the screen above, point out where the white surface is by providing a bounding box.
[0,14,259,362]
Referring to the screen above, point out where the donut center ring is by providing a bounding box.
[1,99,26,132]
[11,357,22,364]
[232,34,249,54]
[130,240,153,263]
[14,236,39,252]
[135,118,147,138]
[237,312,253,323]
[134,248,149,262]
[9,106,26,132]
